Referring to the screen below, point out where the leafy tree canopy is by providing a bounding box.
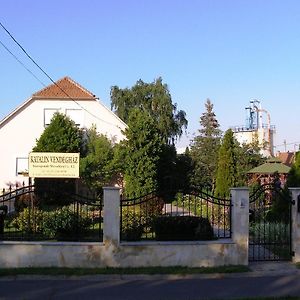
[110,77,187,143]
[80,126,116,192]
[287,151,300,187]
[33,113,82,153]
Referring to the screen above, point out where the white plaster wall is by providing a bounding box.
[0,240,243,268]
[0,99,126,189]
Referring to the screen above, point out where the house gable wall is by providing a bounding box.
[0,98,126,188]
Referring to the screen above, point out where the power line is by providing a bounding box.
[0,39,46,87]
[0,21,122,129]
[275,141,300,147]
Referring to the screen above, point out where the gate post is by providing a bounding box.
[103,187,120,246]
[289,188,300,263]
[230,187,249,265]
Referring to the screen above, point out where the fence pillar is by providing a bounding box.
[103,187,120,246]
[230,187,249,265]
[289,188,300,263]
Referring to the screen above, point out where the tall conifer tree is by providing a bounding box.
[214,129,240,197]
[190,99,221,187]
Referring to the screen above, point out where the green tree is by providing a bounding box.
[190,99,222,187]
[121,109,163,198]
[33,113,83,206]
[111,78,188,197]
[236,135,265,185]
[33,113,82,153]
[287,151,300,187]
[80,126,116,192]
[110,77,187,143]
[175,148,193,190]
[215,129,240,197]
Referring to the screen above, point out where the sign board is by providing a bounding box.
[28,152,80,178]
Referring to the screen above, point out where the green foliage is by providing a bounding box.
[121,209,145,241]
[33,113,83,206]
[12,208,45,234]
[174,150,193,190]
[190,99,221,187]
[111,78,188,198]
[33,113,83,153]
[153,216,214,241]
[80,126,117,192]
[121,109,163,198]
[287,151,300,187]
[236,138,265,184]
[265,187,291,223]
[249,222,290,244]
[111,77,187,143]
[42,207,91,239]
[215,129,240,197]
[12,207,91,239]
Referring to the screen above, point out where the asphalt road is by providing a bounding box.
[1,274,300,300]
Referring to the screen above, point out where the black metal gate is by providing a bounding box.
[249,183,293,261]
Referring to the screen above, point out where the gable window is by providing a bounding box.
[66,109,83,127]
[44,108,59,127]
[16,157,29,176]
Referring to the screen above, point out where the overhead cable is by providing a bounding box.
[0,21,121,129]
[0,39,46,87]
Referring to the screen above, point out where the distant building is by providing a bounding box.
[0,77,127,189]
[232,100,275,157]
[247,157,291,187]
[276,151,295,167]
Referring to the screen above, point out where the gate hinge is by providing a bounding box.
[292,251,295,257]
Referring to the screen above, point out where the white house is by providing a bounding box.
[0,76,127,189]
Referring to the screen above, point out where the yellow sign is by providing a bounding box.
[28,152,80,178]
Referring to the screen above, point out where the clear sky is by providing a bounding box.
[1,0,300,152]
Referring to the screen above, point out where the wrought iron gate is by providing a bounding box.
[249,183,293,261]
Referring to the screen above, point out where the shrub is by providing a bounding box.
[153,216,214,241]
[140,195,164,229]
[42,206,91,239]
[12,206,92,239]
[11,208,45,234]
[249,222,290,244]
[121,209,145,241]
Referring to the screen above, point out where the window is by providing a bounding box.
[16,157,29,176]
[65,109,83,127]
[44,108,59,127]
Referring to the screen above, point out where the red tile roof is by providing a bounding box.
[277,152,295,167]
[32,76,96,99]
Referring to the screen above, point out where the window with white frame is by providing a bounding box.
[44,108,59,127]
[65,109,83,127]
[16,157,29,176]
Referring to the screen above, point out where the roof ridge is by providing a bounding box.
[32,76,95,99]
[60,76,95,97]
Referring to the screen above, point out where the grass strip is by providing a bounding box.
[0,265,249,276]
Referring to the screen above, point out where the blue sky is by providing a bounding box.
[1,0,300,152]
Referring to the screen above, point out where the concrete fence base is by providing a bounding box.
[0,187,251,268]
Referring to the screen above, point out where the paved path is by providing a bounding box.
[1,262,300,300]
